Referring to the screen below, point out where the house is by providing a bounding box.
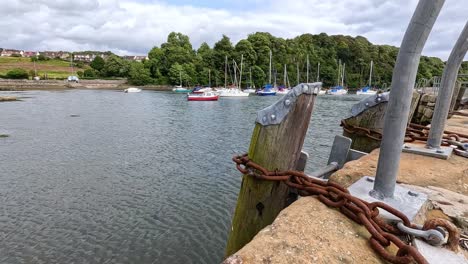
[23,51,39,57]
[122,55,149,62]
[73,54,96,62]
[0,49,24,57]
[41,51,70,59]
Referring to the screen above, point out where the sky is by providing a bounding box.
[0,0,466,60]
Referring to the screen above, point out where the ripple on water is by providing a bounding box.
[0,90,359,263]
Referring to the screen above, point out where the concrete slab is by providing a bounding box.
[348,177,427,222]
[402,144,453,160]
[414,239,467,264]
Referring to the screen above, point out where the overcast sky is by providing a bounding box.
[1,0,466,59]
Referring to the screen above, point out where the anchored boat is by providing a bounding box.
[124,87,142,93]
[326,86,348,95]
[187,92,219,101]
[356,86,377,95]
[257,84,277,96]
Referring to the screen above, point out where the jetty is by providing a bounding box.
[223,1,468,263]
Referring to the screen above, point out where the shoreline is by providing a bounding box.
[0,78,173,91]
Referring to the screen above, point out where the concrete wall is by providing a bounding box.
[0,78,127,90]
[413,93,438,125]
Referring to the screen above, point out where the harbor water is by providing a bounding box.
[0,90,361,263]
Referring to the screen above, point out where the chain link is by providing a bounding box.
[340,120,468,156]
[233,154,461,264]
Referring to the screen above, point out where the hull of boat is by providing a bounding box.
[326,90,348,95]
[187,95,219,101]
[243,89,256,93]
[319,90,326,95]
[219,89,249,97]
[276,90,290,95]
[124,88,142,93]
[172,88,191,93]
[356,91,377,95]
[257,91,276,96]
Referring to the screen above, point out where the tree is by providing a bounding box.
[90,56,105,72]
[102,55,130,77]
[77,71,84,78]
[128,62,153,85]
[6,68,29,79]
[84,69,97,78]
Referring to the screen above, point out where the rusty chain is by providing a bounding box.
[233,153,461,264]
[341,120,468,155]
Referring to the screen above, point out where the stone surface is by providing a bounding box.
[329,147,468,195]
[223,197,392,264]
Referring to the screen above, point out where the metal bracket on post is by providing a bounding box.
[351,92,390,117]
[311,135,352,179]
[256,82,321,126]
[402,143,453,159]
[348,177,427,222]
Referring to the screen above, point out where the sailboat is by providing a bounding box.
[67,55,79,82]
[276,64,290,95]
[172,70,191,93]
[243,67,256,93]
[327,60,348,95]
[357,60,377,95]
[257,50,276,96]
[317,62,326,95]
[219,55,249,97]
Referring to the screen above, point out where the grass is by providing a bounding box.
[0,57,89,79]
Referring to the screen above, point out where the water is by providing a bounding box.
[0,90,361,264]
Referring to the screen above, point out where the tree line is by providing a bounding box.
[91,32,448,88]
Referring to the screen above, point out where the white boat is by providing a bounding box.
[243,88,256,93]
[356,87,377,95]
[124,87,142,93]
[319,90,326,95]
[275,88,290,95]
[187,91,219,101]
[327,60,348,95]
[219,88,249,97]
[357,61,377,95]
[326,86,348,95]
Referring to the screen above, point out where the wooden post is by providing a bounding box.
[343,91,420,153]
[225,83,321,257]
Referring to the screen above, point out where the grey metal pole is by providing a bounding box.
[427,21,468,148]
[372,0,445,199]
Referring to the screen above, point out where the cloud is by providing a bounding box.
[0,0,466,59]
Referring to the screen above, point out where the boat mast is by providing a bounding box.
[306,54,309,83]
[369,60,373,87]
[283,63,288,87]
[249,67,253,88]
[208,69,211,87]
[316,62,320,82]
[34,60,37,77]
[224,55,227,88]
[296,61,299,85]
[336,59,341,86]
[239,54,243,89]
[269,49,272,84]
[341,63,346,87]
[179,70,182,86]
[233,60,238,88]
[70,55,74,75]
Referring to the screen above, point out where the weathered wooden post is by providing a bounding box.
[225,83,321,257]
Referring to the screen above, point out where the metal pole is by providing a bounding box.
[306,54,309,83]
[269,50,272,84]
[372,0,445,199]
[427,21,468,148]
[316,62,320,82]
